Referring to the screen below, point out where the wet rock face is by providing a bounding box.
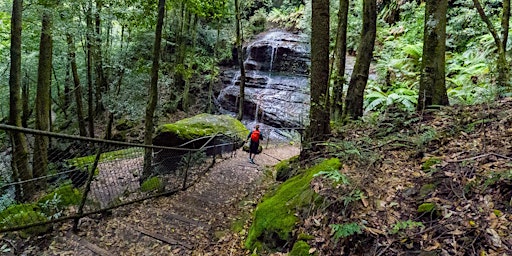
[217,30,311,128]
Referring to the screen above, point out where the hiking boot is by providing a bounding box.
[250,159,255,164]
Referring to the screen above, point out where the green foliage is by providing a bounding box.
[289,240,313,256]
[483,170,512,190]
[364,84,417,112]
[314,167,349,185]
[268,4,305,31]
[389,220,424,235]
[245,158,341,251]
[67,148,143,174]
[330,222,362,241]
[140,177,163,192]
[342,189,365,207]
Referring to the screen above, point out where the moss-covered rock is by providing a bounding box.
[245,158,341,251]
[154,113,248,147]
[275,156,300,182]
[290,240,313,256]
[0,203,49,237]
[140,177,163,192]
[38,184,83,207]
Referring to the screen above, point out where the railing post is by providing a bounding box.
[73,146,103,232]
[182,150,192,190]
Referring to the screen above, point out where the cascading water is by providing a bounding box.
[217,30,311,129]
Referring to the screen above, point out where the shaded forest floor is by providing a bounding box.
[4,98,512,255]
[283,98,512,255]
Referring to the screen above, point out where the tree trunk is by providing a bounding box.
[86,3,95,138]
[182,14,198,113]
[472,0,510,92]
[94,0,106,113]
[417,0,449,110]
[306,0,331,143]
[208,26,221,114]
[21,73,30,128]
[235,0,246,121]
[9,0,33,202]
[331,0,349,122]
[66,33,88,137]
[143,0,165,181]
[33,9,53,190]
[344,0,377,119]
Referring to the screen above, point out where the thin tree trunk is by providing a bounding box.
[21,73,29,128]
[9,0,32,202]
[306,0,331,143]
[143,0,165,181]
[208,26,221,114]
[472,0,510,91]
[182,14,197,113]
[344,0,377,119]
[417,0,449,110]
[86,3,95,138]
[331,0,349,122]
[94,0,106,113]
[67,33,88,137]
[34,9,53,190]
[235,0,246,121]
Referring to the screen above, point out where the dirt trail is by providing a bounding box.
[40,144,300,256]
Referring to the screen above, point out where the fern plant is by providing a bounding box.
[364,83,418,112]
[330,222,363,242]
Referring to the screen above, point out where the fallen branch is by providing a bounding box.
[447,153,512,163]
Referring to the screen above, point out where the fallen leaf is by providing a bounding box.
[486,228,502,248]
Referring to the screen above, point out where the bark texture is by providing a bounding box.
[143,0,165,181]
[307,0,331,142]
[417,0,449,110]
[344,0,377,119]
[9,0,32,202]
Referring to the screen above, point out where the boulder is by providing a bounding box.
[152,114,249,172]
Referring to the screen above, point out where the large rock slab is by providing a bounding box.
[152,114,249,172]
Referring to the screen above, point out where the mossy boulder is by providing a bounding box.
[0,203,49,237]
[153,114,248,171]
[245,158,341,251]
[140,177,163,192]
[38,184,83,207]
[154,114,248,147]
[275,156,300,182]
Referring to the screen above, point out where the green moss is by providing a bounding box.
[67,148,143,175]
[275,156,300,181]
[419,183,436,198]
[297,233,315,241]
[157,114,248,141]
[245,158,341,251]
[290,241,312,256]
[38,184,83,207]
[422,157,442,171]
[0,204,49,236]
[417,202,436,213]
[140,177,163,192]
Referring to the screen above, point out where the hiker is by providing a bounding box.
[247,124,263,164]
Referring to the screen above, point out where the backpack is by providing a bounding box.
[250,130,260,142]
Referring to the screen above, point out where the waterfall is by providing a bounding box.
[217,30,311,128]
